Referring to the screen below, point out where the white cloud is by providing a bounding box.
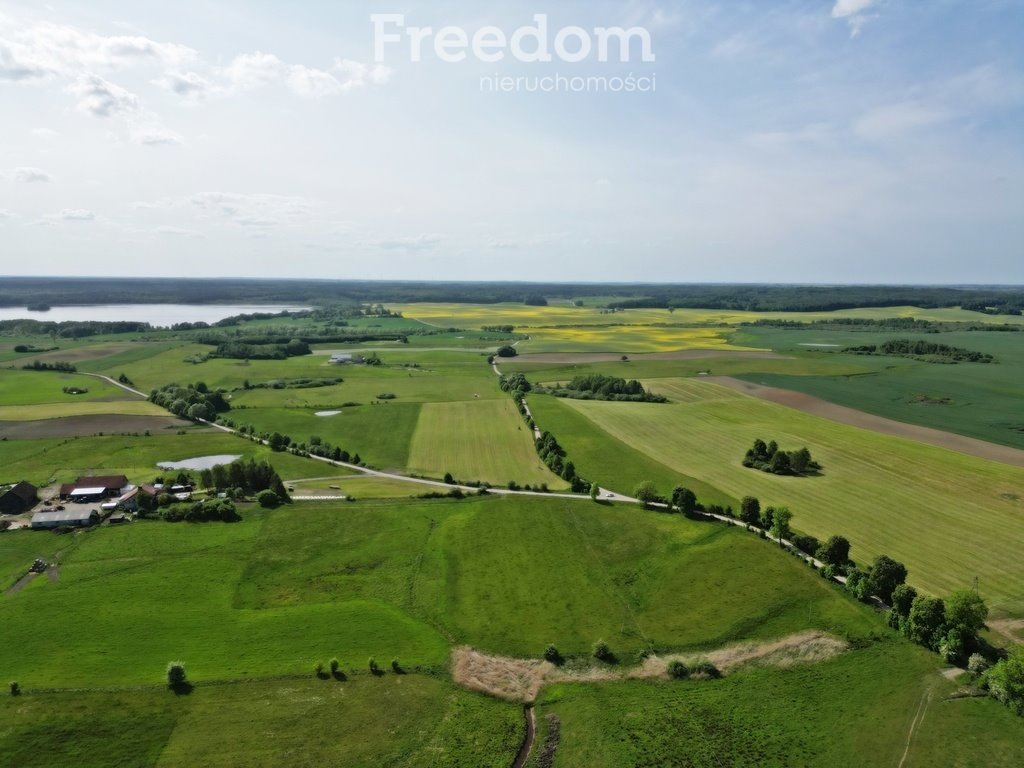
[711,34,749,60]
[31,127,58,140]
[832,0,883,37]
[220,51,284,91]
[152,70,218,101]
[0,208,16,218]
[67,73,139,117]
[5,166,52,182]
[285,65,345,98]
[0,17,196,81]
[59,209,95,220]
[187,192,322,228]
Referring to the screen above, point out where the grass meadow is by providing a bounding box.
[407,399,565,486]
[541,382,1024,616]
[0,676,522,768]
[531,641,1023,768]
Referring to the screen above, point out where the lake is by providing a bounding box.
[0,304,310,326]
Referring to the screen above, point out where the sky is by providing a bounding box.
[0,0,1022,283]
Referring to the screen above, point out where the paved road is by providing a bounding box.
[79,372,148,398]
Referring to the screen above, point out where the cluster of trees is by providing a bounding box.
[193,459,288,499]
[12,344,57,353]
[841,339,995,363]
[0,318,150,338]
[61,386,88,395]
[742,439,819,476]
[495,345,518,358]
[536,374,667,403]
[22,360,76,372]
[984,647,1024,715]
[499,372,531,396]
[483,325,515,333]
[150,381,230,421]
[142,497,240,523]
[523,295,548,306]
[887,585,988,663]
[209,338,311,360]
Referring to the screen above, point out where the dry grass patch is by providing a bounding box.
[453,631,847,702]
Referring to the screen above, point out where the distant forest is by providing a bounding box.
[0,277,1021,315]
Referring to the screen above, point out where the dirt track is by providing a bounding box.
[512,350,786,364]
[707,376,1024,468]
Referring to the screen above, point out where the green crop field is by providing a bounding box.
[540,382,1024,616]
[407,399,565,487]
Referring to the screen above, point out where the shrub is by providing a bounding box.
[391,658,402,673]
[691,660,722,678]
[315,662,324,677]
[443,472,455,485]
[9,681,20,696]
[667,660,690,679]
[256,489,280,508]
[544,645,562,665]
[166,662,187,688]
[968,653,989,677]
[329,658,339,674]
[368,657,380,674]
[592,640,613,662]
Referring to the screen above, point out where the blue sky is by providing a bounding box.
[1,1,1021,282]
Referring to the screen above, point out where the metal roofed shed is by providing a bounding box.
[69,487,108,502]
[31,509,99,529]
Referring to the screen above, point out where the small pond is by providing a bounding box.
[157,455,242,471]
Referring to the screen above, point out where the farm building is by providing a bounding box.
[0,481,38,515]
[31,509,99,529]
[59,475,129,501]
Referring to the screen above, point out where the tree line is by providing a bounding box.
[533,374,668,403]
[841,339,995,363]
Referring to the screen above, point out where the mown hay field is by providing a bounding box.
[551,381,1024,616]
[407,399,565,487]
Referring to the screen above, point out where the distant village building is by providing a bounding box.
[31,509,99,529]
[59,475,129,501]
[0,481,38,515]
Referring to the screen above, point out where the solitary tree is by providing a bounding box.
[592,640,613,662]
[166,661,187,689]
[590,482,599,501]
[770,507,793,542]
[739,496,761,526]
[672,486,698,517]
[633,481,660,507]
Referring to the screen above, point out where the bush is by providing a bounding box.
[391,658,402,673]
[667,660,690,679]
[166,662,187,688]
[443,472,455,485]
[592,640,613,662]
[968,653,989,677]
[9,681,20,696]
[691,660,722,678]
[368,657,380,674]
[256,489,280,508]
[315,662,324,677]
[544,645,562,665]
[329,658,340,674]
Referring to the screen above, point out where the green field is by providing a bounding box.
[532,642,1023,768]
[0,431,335,487]
[0,676,521,768]
[534,382,1024,616]
[0,369,135,405]
[239,403,422,470]
[407,399,565,487]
